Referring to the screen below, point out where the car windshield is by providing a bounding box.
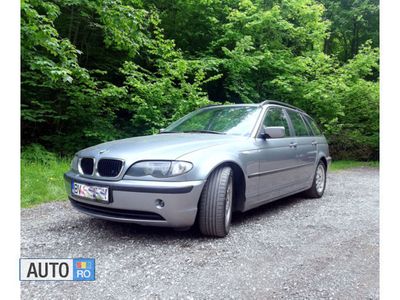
[164,106,261,136]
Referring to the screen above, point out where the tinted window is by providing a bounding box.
[286,110,310,136]
[263,107,291,137]
[303,115,322,136]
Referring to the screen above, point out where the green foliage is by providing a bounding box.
[329,44,379,160]
[21,0,379,160]
[21,144,58,164]
[330,160,379,171]
[318,0,379,61]
[21,0,214,154]
[21,157,71,207]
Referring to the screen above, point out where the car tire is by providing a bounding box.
[305,160,327,198]
[198,166,233,238]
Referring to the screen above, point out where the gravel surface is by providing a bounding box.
[21,168,379,299]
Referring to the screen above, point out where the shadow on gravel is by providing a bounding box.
[76,193,309,242]
[232,194,307,225]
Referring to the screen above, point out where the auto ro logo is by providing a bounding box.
[20,258,95,281]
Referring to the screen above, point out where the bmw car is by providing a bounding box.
[64,101,331,237]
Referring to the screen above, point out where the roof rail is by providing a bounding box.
[259,100,304,112]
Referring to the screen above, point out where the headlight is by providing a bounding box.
[71,155,79,172]
[126,160,193,178]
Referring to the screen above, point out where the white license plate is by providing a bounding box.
[72,181,109,202]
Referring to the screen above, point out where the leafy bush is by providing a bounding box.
[21,0,379,160]
[21,0,216,154]
[21,144,58,164]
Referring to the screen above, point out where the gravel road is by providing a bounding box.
[21,168,379,299]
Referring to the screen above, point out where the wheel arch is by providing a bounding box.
[202,160,247,213]
[319,156,328,169]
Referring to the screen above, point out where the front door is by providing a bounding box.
[252,106,298,205]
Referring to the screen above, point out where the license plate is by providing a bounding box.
[72,181,109,202]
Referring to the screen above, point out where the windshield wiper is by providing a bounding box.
[182,130,226,135]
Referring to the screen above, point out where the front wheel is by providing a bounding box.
[198,166,233,238]
[305,161,327,198]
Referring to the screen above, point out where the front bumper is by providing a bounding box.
[64,171,205,228]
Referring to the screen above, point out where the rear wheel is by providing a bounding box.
[305,161,326,198]
[198,166,233,237]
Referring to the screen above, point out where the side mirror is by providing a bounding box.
[159,128,166,133]
[259,126,286,139]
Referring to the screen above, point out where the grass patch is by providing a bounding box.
[21,158,70,208]
[330,160,379,171]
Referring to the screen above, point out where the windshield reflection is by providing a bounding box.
[165,106,261,136]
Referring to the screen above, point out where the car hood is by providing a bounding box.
[78,133,246,162]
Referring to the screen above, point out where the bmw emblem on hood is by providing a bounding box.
[98,149,109,155]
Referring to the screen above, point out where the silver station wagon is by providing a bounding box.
[64,101,331,237]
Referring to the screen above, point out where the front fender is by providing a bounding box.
[184,151,247,179]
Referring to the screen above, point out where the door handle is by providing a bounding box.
[289,142,298,148]
[311,141,317,146]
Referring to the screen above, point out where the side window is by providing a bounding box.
[286,110,310,136]
[263,107,291,137]
[302,115,314,135]
[304,115,322,136]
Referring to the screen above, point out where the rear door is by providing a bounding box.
[285,109,317,185]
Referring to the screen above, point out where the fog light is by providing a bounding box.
[155,199,165,209]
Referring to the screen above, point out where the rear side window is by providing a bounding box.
[263,107,291,137]
[302,115,314,135]
[286,110,310,136]
[303,115,322,136]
